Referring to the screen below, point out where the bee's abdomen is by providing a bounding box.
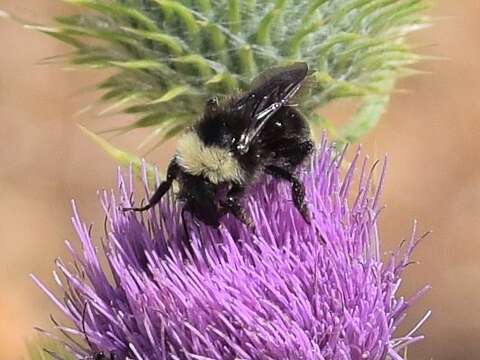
[259,107,313,170]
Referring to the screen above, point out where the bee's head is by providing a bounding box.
[196,111,236,148]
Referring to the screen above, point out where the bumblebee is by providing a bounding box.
[125,63,314,228]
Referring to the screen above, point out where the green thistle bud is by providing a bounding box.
[8,0,428,159]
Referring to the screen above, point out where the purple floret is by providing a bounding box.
[33,136,430,360]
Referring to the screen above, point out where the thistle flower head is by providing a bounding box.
[35,137,429,359]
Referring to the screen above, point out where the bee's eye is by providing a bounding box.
[205,97,220,112]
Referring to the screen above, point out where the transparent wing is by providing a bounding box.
[233,63,309,154]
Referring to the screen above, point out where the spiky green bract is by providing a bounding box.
[78,124,158,183]
[27,0,427,149]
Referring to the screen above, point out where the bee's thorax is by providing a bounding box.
[176,131,245,184]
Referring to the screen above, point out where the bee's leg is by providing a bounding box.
[221,184,254,228]
[180,205,195,257]
[181,205,190,241]
[123,160,179,212]
[266,165,311,224]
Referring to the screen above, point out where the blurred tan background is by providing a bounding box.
[1,0,479,359]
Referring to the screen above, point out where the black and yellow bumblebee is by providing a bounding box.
[125,63,314,228]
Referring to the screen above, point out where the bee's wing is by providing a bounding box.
[233,62,308,154]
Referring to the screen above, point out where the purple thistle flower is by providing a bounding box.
[33,136,430,360]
